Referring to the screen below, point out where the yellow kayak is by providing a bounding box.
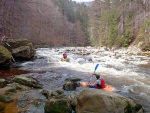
[61,58,70,62]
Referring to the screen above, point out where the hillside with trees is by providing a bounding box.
[0,0,89,47]
[89,0,150,51]
[0,0,150,50]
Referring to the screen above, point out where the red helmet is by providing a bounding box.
[63,53,67,59]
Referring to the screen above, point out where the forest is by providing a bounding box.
[89,0,150,51]
[0,0,150,50]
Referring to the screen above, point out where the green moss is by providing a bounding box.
[12,77,42,88]
[135,104,142,112]
[45,99,71,113]
[124,102,143,113]
[0,95,12,102]
[124,103,132,113]
[0,45,12,58]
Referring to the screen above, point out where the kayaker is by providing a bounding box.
[88,72,106,89]
[63,53,67,59]
[61,53,67,61]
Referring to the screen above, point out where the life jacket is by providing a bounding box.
[95,78,106,89]
[61,57,67,61]
[101,78,106,88]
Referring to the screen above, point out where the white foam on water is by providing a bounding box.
[23,47,150,92]
[34,48,150,78]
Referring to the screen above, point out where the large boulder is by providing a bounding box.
[0,45,12,67]
[76,88,144,113]
[43,90,72,113]
[3,39,35,60]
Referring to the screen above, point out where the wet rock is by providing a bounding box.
[55,90,64,95]
[76,88,144,113]
[0,79,8,88]
[41,89,53,99]
[42,90,65,100]
[0,83,16,95]
[63,81,79,91]
[17,90,46,113]
[12,76,42,88]
[0,45,12,67]
[63,77,81,91]
[88,58,93,62]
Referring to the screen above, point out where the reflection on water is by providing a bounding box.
[0,100,20,113]
[0,69,30,77]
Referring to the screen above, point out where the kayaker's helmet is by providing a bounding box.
[94,72,100,79]
[63,53,67,59]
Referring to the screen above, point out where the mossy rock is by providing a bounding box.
[0,95,12,102]
[0,45,12,58]
[0,45,12,64]
[45,98,72,113]
[124,102,142,113]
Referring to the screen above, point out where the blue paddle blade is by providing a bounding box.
[95,64,99,71]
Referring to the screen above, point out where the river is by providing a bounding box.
[1,47,150,113]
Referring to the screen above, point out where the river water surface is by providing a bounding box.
[1,47,150,113]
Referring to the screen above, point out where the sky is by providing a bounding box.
[72,0,94,2]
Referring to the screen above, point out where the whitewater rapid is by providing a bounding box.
[19,47,150,112]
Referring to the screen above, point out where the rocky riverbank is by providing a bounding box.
[0,75,145,113]
[0,38,35,68]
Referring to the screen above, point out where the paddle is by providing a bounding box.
[79,64,99,87]
[88,64,99,83]
[94,64,99,73]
